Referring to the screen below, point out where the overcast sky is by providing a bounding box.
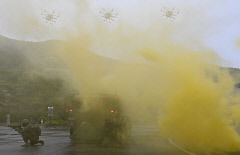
[0,0,239,67]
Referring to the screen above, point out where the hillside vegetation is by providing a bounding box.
[0,36,80,123]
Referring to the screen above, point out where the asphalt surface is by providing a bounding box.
[0,125,186,155]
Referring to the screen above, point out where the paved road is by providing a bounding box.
[0,125,186,155]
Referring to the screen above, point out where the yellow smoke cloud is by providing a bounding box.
[1,0,239,153]
[50,2,240,154]
[54,34,240,153]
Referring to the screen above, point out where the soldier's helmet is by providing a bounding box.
[22,119,29,127]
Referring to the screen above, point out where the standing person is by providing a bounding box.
[21,119,44,146]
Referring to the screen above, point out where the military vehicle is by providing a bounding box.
[70,94,131,145]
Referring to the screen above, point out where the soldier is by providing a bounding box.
[21,119,44,146]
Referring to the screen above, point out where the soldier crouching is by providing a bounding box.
[21,119,44,146]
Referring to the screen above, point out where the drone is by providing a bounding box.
[99,8,118,23]
[161,7,179,20]
[41,9,60,25]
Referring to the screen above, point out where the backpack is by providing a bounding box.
[29,125,41,137]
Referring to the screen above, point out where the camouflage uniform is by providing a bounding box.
[21,119,44,146]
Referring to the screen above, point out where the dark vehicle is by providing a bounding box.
[70,94,131,145]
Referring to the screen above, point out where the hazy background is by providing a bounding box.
[1,0,240,153]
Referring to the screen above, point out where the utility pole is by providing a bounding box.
[6,114,10,126]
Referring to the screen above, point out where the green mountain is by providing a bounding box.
[0,36,78,123]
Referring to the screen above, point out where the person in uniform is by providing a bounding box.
[21,119,44,146]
